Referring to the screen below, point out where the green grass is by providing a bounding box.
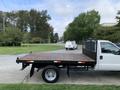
[0,84,120,90]
[0,44,63,55]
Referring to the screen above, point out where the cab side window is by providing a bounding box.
[101,42,119,54]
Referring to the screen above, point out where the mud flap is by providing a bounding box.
[30,64,35,77]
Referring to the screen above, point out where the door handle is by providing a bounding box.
[100,56,103,60]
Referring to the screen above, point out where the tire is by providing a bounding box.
[42,65,59,83]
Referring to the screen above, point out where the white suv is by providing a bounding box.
[65,41,77,50]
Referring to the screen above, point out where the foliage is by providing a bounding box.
[49,31,54,43]
[16,10,29,32]
[64,10,100,43]
[0,26,23,46]
[94,26,120,42]
[0,11,3,31]
[22,32,31,43]
[29,9,52,40]
[116,10,120,26]
[31,37,41,43]
[0,10,55,44]
[94,10,120,42]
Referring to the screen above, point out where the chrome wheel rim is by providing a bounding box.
[45,69,57,81]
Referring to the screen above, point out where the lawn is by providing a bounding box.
[0,84,120,90]
[0,44,64,55]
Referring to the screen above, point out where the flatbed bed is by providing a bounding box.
[16,39,98,83]
[17,53,95,62]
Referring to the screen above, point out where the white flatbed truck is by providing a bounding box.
[16,39,120,83]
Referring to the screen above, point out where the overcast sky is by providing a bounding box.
[0,0,120,36]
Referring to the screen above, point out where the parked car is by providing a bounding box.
[65,41,77,50]
[71,41,77,49]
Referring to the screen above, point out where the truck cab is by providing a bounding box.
[83,39,120,71]
[95,40,120,71]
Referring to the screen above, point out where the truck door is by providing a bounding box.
[98,42,120,70]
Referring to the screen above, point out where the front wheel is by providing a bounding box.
[42,66,59,83]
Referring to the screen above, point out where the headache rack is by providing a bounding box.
[82,39,97,61]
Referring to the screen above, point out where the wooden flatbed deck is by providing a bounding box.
[17,52,95,63]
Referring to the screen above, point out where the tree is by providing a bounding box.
[17,10,29,32]
[49,31,54,43]
[64,10,100,43]
[54,33,59,43]
[27,9,53,43]
[94,25,120,42]
[29,9,51,38]
[93,10,120,42]
[0,11,3,31]
[22,32,31,43]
